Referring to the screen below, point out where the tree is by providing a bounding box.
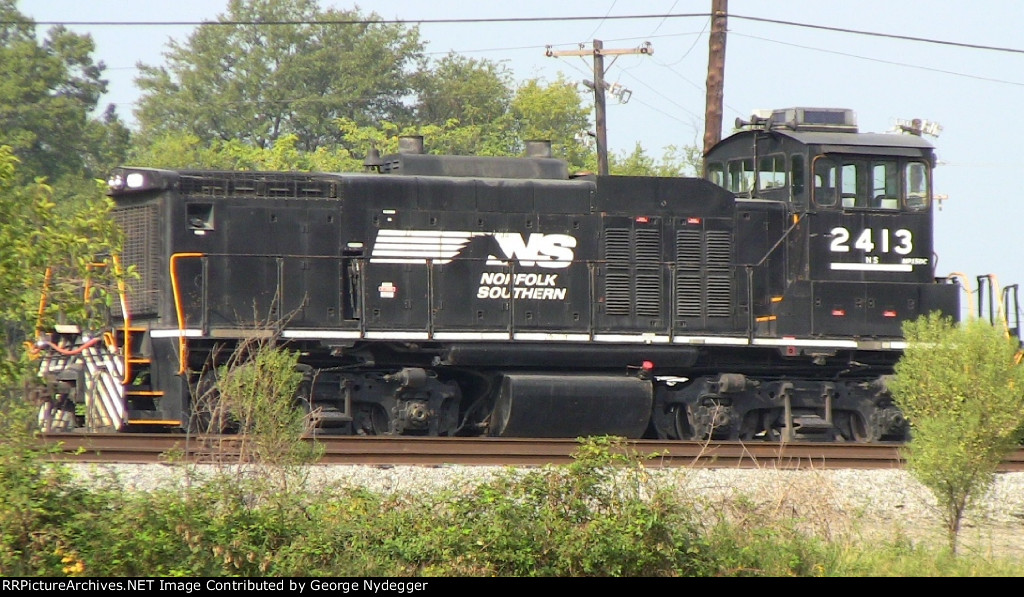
[128,130,361,172]
[407,52,515,157]
[505,76,594,170]
[888,312,1024,555]
[0,0,130,184]
[611,142,703,177]
[0,147,123,389]
[134,0,424,153]
[414,52,512,127]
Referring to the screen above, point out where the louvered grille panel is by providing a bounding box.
[706,275,732,317]
[675,229,702,267]
[675,276,702,318]
[605,270,632,315]
[706,230,732,268]
[635,229,661,265]
[178,173,338,198]
[635,270,662,316]
[604,229,631,264]
[113,203,160,316]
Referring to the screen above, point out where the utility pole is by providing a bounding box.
[547,40,652,175]
[703,0,728,158]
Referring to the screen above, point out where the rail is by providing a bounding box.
[37,433,1024,471]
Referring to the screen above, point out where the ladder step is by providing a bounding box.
[126,410,180,427]
[128,358,151,364]
[126,389,164,396]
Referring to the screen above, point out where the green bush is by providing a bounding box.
[3,425,1023,576]
[0,389,104,576]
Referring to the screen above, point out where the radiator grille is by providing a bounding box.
[602,226,664,318]
[675,276,702,318]
[603,228,631,264]
[706,274,733,317]
[706,230,732,268]
[635,228,661,265]
[113,203,160,316]
[604,270,632,315]
[635,270,662,316]
[674,227,733,320]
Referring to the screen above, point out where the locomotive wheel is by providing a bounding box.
[672,406,694,440]
[837,412,871,443]
[351,404,392,435]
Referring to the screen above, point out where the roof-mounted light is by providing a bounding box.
[106,168,169,195]
[126,172,146,188]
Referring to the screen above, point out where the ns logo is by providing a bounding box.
[370,229,578,268]
[487,233,577,268]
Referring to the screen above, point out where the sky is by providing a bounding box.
[21,0,1024,324]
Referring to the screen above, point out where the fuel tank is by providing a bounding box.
[489,373,653,438]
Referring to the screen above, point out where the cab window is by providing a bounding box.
[905,161,929,211]
[727,158,755,193]
[870,161,900,209]
[707,161,725,188]
[840,162,864,207]
[813,158,837,207]
[757,154,786,191]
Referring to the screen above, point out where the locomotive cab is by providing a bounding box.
[705,107,959,339]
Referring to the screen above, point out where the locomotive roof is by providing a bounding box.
[713,128,934,158]
[777,129,934,151]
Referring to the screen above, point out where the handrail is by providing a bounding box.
[163,252,745,344]
[30,267,53,353]
[169,253,204,374]
[746,213,805,341]
[1003,283,1020,342]
[111,255,135,384]
[975,273,1011,333]
[946,272,972,319]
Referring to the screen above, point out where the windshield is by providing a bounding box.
[812,156,929,211]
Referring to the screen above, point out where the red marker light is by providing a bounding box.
[641,360,655,372]
[687,217,701,225]
[832,309,846,317]
[883,310,897,318]
[636,216,650,223]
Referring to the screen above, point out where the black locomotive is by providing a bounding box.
[35,107,963,442]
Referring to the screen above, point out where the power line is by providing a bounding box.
[8,14,709,28]
[13,12,1024,56]
[734,32,1024,87]
[729,14,1024,56]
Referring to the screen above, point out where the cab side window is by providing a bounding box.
[871,161,899,209]
[728,158,755,193]
[757,154,786,191]
[905,161,929,211]
[707,161,725,188]
[840,162,864,207]
[813,158,837,206]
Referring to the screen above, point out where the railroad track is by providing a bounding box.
[36,433,1024,471]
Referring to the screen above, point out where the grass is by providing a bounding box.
[3,436,1022,577]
